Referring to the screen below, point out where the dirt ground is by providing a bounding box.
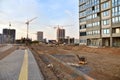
[0,44,5,48]
[0,46,17,60]
[31,44,120,80]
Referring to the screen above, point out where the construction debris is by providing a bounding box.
[47,64,54,68]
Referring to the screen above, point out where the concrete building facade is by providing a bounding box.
[57,28,65,43]
[79,0,120,47]
[0,34,3,44]
[37,31,43,42]
[3,29,16,43]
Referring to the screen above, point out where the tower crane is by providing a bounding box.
[25,17,37,39]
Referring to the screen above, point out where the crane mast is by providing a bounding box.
[25,17,37,39]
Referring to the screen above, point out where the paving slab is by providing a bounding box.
[0,49,44,80]
[0,50,24,80]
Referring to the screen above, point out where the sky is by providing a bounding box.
[0,0,79,40]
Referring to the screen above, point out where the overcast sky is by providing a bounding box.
[0,0,79,40]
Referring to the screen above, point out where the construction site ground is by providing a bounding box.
[30,44,120,80]
[0,45,17,60]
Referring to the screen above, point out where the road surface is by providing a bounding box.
[0,48,44,80]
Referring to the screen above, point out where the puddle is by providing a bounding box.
[72,65,91,74]
[52,54,91,74]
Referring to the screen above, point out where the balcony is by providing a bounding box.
[80,21,86,25]
[87,17,100,23]
[80,36,87,39]
[101,1,111,11]
[79,1,86,6]
[79,15,86,19]
[86,35,100,39]
[86,27,100,31]
[112,33,120,37]
[101,0,110,3]
[80,29,86,32]
[102,25,111,28]
[112,23,120,28]
[102,34,110,37]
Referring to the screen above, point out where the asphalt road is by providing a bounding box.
[0,48,44,80]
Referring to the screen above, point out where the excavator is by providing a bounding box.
[76,54,87,65]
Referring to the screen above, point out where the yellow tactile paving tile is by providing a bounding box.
[18,50,28,80]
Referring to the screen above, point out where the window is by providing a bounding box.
[80,17,86,23]
[80,39,86,43]
[86,13,98,20]
[103,11,109,17]
[102,29,110,34]
[93,21,100,27]
[95,5,100,12]
[79,11,86,17]
[112,0,120,7]
[87,13,98,20]
[112,18,115,23]
[87,30,100,35]
[87,23,92,28]
[79,0,86,4]
[112,28,120,33]
[86,0,99,9]
[116,28,120,33]
[102,19,109,25]
[80,25,86,29]
[102,2,109,9]
[80,32,86,36]
[87,21,100,28]
[79,4,86,11]
[87,31,92,35]
[97,22,100,26]
[93,22,95,26]
[112,16,120,23]
[106,29,110,34]
[92,6,95,10]
[92,30,100,35]
[112,6,120,16]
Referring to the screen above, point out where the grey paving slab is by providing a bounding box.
[0,50,24,80]
[28,49,44,80]
[0,49,44,80]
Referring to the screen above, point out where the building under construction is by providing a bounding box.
[57,28,65,44]
[37,31,43,42]
[2,28,16,43]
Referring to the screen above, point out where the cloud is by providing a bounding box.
[0,0,79,40]
[0,0,40,20]
[0,0,41,38]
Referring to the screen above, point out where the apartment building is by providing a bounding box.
[37,31,43,42]
[79,0,120,47]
